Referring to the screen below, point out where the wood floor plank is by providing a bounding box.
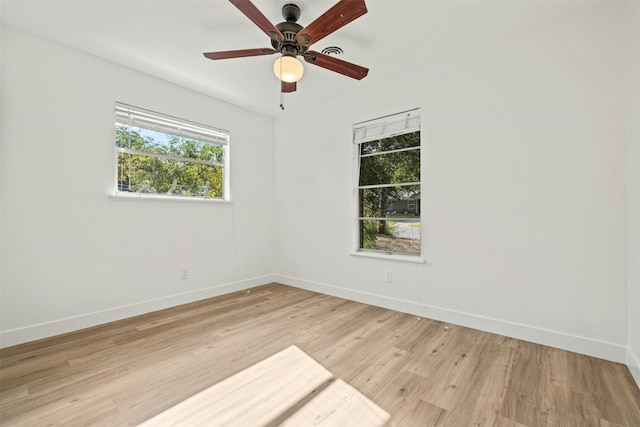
[494,415,529,427]
[390,398,450,427]
[348,345,411,396]
[280,379,390,427]
[405,324,477,411]
[1,283,639,427]
[436,340,517,427]
[368,369,439,421]
[499,340,555,426]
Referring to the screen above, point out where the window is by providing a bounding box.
[354,109,421,257]
[115,102,229,200]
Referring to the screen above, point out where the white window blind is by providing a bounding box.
[115,103,229,146]
[353,108,420,145]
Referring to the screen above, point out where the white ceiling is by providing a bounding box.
[1,0,602,117]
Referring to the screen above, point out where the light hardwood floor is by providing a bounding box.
[1,283,639,426]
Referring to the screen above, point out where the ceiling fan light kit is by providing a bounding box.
[203,0,369,104]
[273,55,304,83]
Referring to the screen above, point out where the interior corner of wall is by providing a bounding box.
[627,346,640,389]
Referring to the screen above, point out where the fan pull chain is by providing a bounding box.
[279,59,285,110]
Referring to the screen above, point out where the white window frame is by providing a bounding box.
[352,108,424,263]
[113,102,230,202]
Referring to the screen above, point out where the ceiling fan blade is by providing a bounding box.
[304,51,369,80]
[296,0,367,47]
[229,0,284,42]
[203,48,277,60]
[282,81,297,93]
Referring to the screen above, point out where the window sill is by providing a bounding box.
[350,250,426,264]
[110,192,231,204]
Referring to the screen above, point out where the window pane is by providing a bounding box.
[359,185,421,218]
[359,149,420,186]
[360,131,420,155]
[359,219,421,255]
[117,152,223,198]
[116,125,224,164]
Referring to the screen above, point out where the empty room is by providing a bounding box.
[1,0,639,425]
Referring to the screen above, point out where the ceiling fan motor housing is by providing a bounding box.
[282,3,301,22]
[271,4,307,57]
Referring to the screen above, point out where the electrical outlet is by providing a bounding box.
[180,269,189,280]
[385,270,392,283]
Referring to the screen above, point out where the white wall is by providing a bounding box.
[275,3,630,362]
[0,26,277,346]
[626,1,640,386]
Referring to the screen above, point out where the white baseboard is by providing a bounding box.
[3,274,632,370]
[0,274,277,348]
[275,274,628,364]
[628,347,640,389]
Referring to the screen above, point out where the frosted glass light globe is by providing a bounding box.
[273,56,304,83]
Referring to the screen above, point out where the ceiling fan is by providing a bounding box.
[203,0,369,95]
